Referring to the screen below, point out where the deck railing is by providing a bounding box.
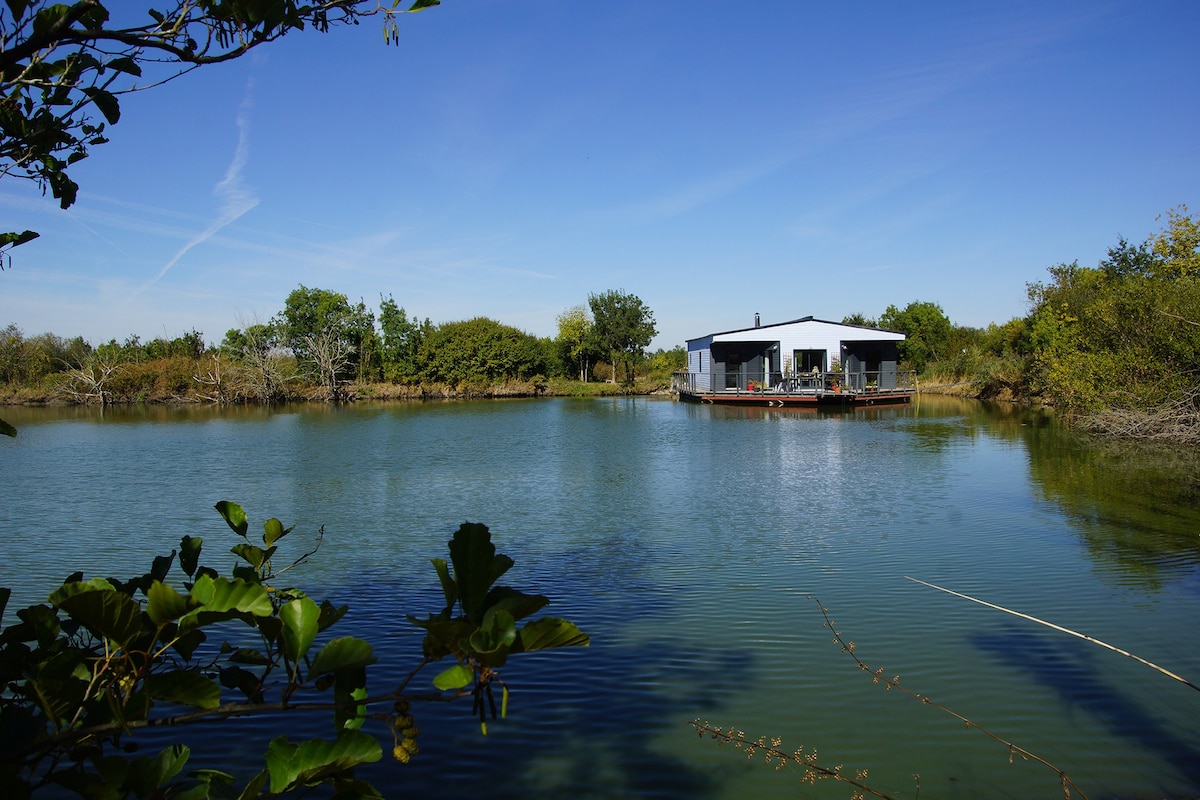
[672,369,916,396]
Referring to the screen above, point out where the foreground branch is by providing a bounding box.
[905,577,1200,692]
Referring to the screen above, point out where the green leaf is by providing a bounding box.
[333,667,368,731]
[146,671,221,710]
[123,743,188,796]
[188,574,272,615]
[229,647,270,665]
[264,731,382,794]
[214,501,249,537]
[179,575,272,633]
[231,542,274,571]
[431,557,456,610]
[482,587,550,622]
[407,614,472,660]
[4,2,30,27]
[408,0,441,10]
[317,600,348,632]
[51,580,142,646]
[432,664,473,691]
[0,230,40,250]
[262,517,289,546]
[220,665,264,703]
[180,535,202,577]
[81,87,120,124]
[447,523,512,624]
[513,618,590,653]
[146,580,195,625]
[280,596,320,663]
[174,769,236,800]
[106,55,142,77]
[469,608,517,656]
[237,769,269,800]
[1,604,60,649]
[170,627,205,660]
[309,637,375,678]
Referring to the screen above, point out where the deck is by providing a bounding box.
[671,370,916,407]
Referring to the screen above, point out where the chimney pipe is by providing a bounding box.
[754,312,760,328]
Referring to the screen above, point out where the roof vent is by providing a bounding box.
[754,313,760,328]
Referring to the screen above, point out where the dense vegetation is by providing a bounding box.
[0,285,679,406]
[843,206,1200,440]
[4,207,1198,443]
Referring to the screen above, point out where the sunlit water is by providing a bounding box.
[2,397,1198,799]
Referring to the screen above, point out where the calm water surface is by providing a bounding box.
[2,397,1198,799]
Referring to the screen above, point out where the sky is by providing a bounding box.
[2,1,1198,350]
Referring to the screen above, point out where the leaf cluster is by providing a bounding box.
[587,290,658,384]
[0,501,586,798]
[1023,206,1200,414]
[409,523,589,732]
[0,501,381,797]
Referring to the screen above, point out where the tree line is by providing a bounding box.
[844,205,1200,432]
[0,286,676,405]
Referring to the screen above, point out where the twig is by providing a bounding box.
[690,720,899,800]
[905,577,1200,692]
[813,597,1086,799]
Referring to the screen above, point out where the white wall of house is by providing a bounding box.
[683,317,905,393]
[706,318,904,373]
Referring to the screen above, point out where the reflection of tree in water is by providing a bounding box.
[1024,425,1200,591]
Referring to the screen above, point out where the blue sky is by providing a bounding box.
[2,1,1198,350]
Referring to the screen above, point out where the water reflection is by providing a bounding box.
[3,397,1199,799]
[1024,426,1200,592]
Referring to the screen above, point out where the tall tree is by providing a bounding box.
[555,305,595,382]
[0,0,439,264]
[277,285,374,399]
[879,300,953,373]
[588,290,657,385]
[378,293,426,382]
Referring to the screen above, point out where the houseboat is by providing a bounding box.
[672,315,916,407]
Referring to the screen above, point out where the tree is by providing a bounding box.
[588,290,657,385]
[61,348,124,405]
[1022,208,1200,415]
[416,318,548,387]
[0,0,440,264]
[277,286,374,400]
[222,319,291,403]
[0,501,588,797]
[878,300,952,373]
[1149,204,1200,278]
[554,305,595,382]
[841,312,878,328]
[378,294,426,383]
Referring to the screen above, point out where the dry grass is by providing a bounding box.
[1078,388,1200,444]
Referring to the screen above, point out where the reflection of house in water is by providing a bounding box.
[673,315,916,407]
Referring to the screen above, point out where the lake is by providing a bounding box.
[2,396,1198,799]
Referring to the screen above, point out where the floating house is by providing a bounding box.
[673,315,916,407]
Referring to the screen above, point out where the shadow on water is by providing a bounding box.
[971,624,1200,792]
[246,543,760,800]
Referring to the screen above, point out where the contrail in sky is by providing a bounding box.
[130,80,260,297]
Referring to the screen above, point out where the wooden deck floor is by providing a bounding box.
[678,387,914,407]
